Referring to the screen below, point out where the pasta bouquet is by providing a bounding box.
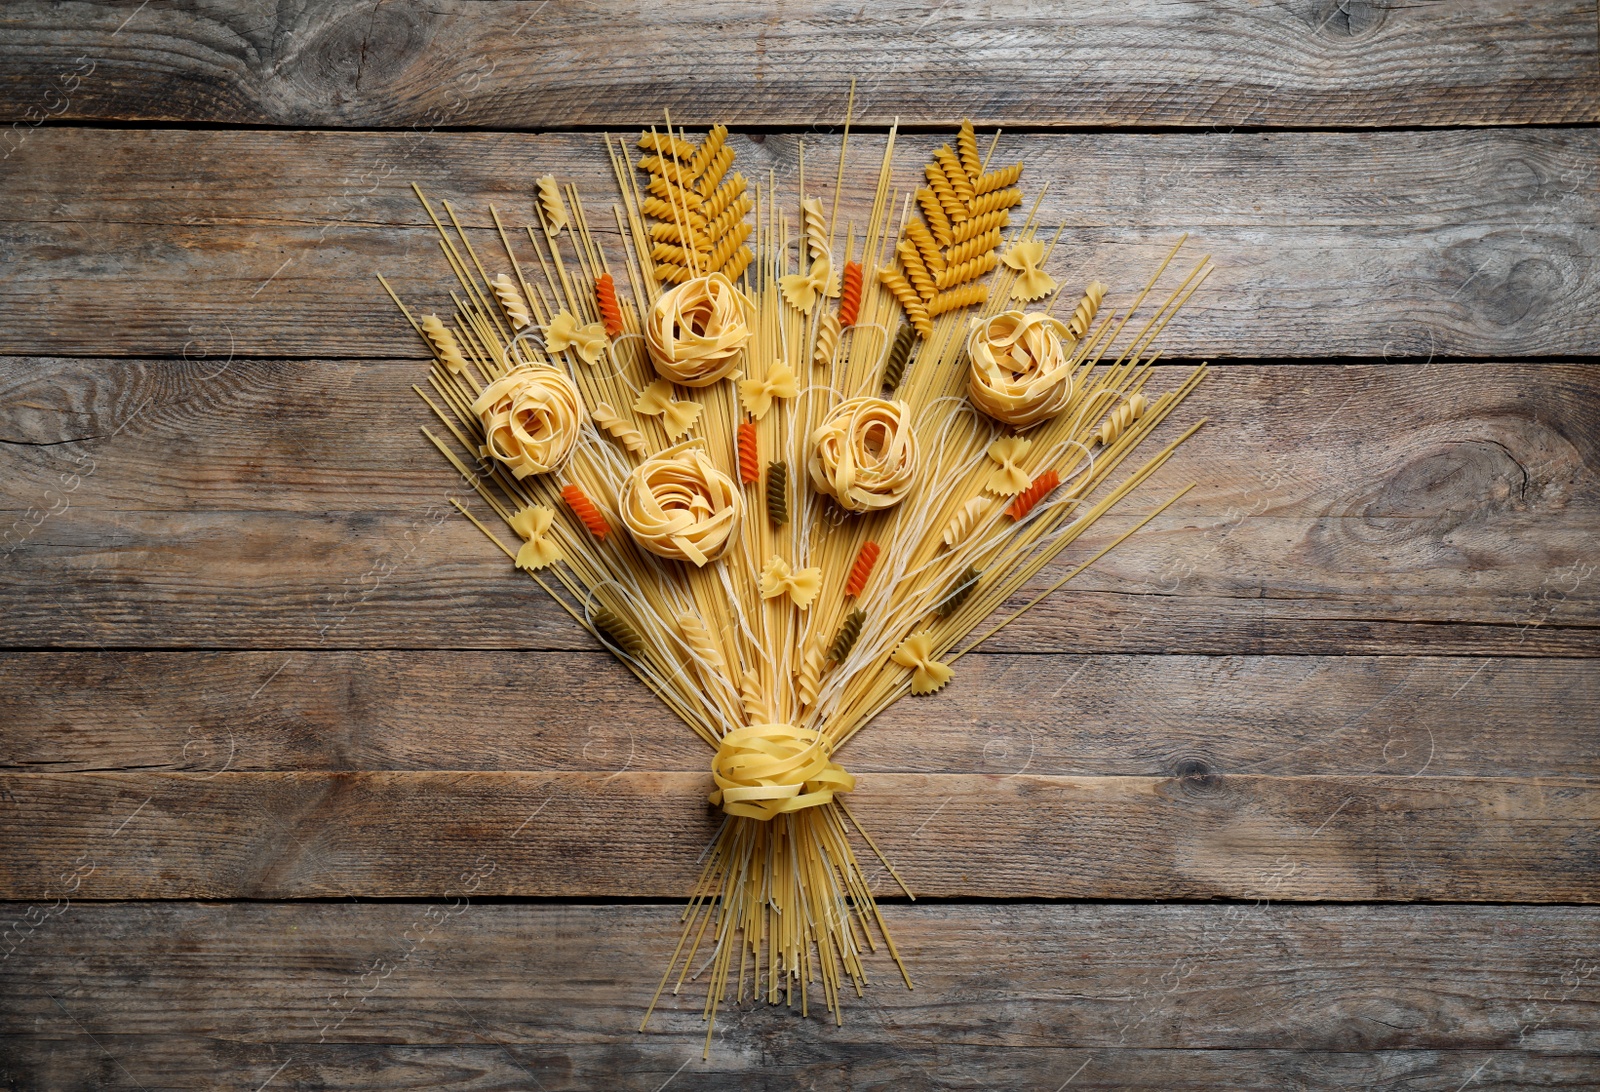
[381,109,1209,1050]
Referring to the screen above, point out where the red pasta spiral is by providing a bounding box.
[595,272,624,337]
[562,483,610,539]
[1006,470,1060,521]
[838,261,864,328]
[843,540,881,598]
[736,421,760,484]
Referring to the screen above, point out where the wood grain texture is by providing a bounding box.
[4,651,1596,779]
[2,903,1597,1089]
[1,1,1596,130]
[3,359,1594,655]
[3,127,1597,359]
[0,770,1594,900]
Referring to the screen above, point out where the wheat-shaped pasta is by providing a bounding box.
[940,496,991,549]
[935,251,998,291]
[702,176,748,222]
[877,268,933,337]
[974,162,1024,195]
[915,188,953,246]
[646,174,706,210]
[949,209,1011,246]
[926,283,988,318]
[968,187,1023,217]
[686,123,728,179]
[904,218,946,275]
[924,160,969,223]
[637,131,696,159]
[813,309,841,369]
[536,175,569,234]
[957,120,983,181]
[896,241,937,302]
[640,197,706,228]
[946,228,1002,268]
[1068,280,1108,340]
[591,401,648,456]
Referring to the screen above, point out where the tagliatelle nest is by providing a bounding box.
[377,107,1214,1052]
[620,440,743,565]
[644,272,755,386]
[807,396,920,512]
[470,366,584,478]
[967,310,1075,428]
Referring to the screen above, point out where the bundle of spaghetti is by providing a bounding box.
[380,117,1214,1049]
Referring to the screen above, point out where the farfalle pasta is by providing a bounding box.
[645,273,754,387]
[470,366,583,478]
[619,440,743,566]
[808,396,919,512]
[967,310,1074,428]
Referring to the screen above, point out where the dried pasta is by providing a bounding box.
[882,323,916,392]
[620,441,743,566]
[471,367,583,478]
[808,397,919,512]
[968,311,1075,427]
[591,401,648,456]
[838,261,864,327]
[1006,469,1061,521]
[736,420,760,483]
[419,314,468,373]
[1095,392,1150,447]
[1067,280,1108,341]
[561,483,610,540]
[765,461,790,526]
[491,273,532,330]
[843,541,881,598]
[595,272,625,337]
[940,496,991,549]
[645,273,754,387]
[828,608,866,663]
[536,174,568,234]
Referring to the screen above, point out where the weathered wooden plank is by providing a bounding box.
[3,127,1597,359]
[4,651,1596,779]
[1,1,1595,130]
[0,770,1594,900]
[2,903,1597,1088]
[2,359,1594,655]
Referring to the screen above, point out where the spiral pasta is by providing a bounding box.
[813,309,841,369]
[926,283,987,318]
[903,219,945,276]
[797,642,824,709]
[956,120,982,181]
[935,250,998,291]
[471,366,583,478]
[646,174,705,211]
[637,131,697,160]
[686,124,728,180]
[592,606,645,658]
[838,261,864,327]
[967,310,1074,428]
[620,441,743,566]
[940,496,991,549]
[968,187,1023,217]
[641,197,706,228]
[595,272,625,337]
[678,611,731,688]
[949,209,1011,246]
[703,176,749,223]
[645,273,754,387]
[808,396,919,512]
[882,323,916,392]
[739,674,769,723]
[974,162,1023,196]
[801,196,830,263]
[736,420,760,484]
[590,401,647,456]
[828,608,866,663]
[1095,392,1150,446]
[896,240,937,302]
[765,461,789,526]
[924,160,968,223]
[562,483,610,539]
[1068,280,1108,341]
[935,565,980,617]
[947,228,1002,269]
[419,314,468,373]
[933,146,975,205]
[877,269,933,338]
[536,175,568,235]
[843,540,880,598]
[1006,469,1061,521]
[491,273,531,330]
[915,188,953,246]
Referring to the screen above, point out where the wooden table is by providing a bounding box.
[2,4,1597,1088]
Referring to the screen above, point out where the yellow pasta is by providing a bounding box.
[949,208,1010,245]
[924,160,969,223]
[934,250,998,291]
[897,240,938,301]
[916,187,953,246]
[536,174,568,234]
[1068,280,1108,341]
[956,119,983,181]
[877,268,933,337]
[904,218,946,275]
[946,228,1002,268]
[968,187,1023,217]
[926,282,987,317]
[933,145,975,205]
[974,161,1023,195]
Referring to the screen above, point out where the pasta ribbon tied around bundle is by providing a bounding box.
[507,504,563,571]
[984,435,1035,496]
[738,362,798,420]
[838,261,865,327]
[594,273,625,337]
[1068,281,1108,341]
[633,379,703,440]
[1000,241,1057,303]
[968,311,1075,428]
[891,631,954,695]
[491,273,532,330]
[471,367,584,479]
[535,175,568,235]
[645,273,755,387]
[619,441,743,566]
[545,310,608,365]
[590,401,647,456]
[843,541,881,598]
[419,314,468,373]
[759,555,822,609]
[808,396,920,512]
[561,483,610,539]
[736,421,760,484]
[708,724,855,820]
[1096,392,1150,447]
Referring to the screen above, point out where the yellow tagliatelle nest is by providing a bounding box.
[470,366,583,478]
[807,396,920,512]
[708,723,855,820]
[619,441,743,565]
[967,310,1074,428]
[644,272,755,387]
